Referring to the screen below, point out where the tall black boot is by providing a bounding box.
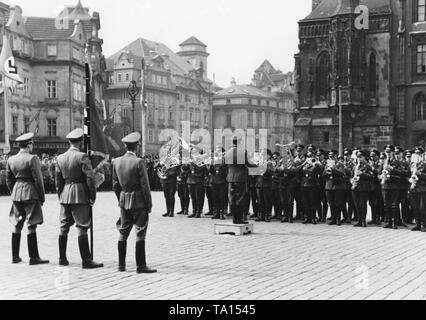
[12,233,22,264]
[78,235,103,269]
[28,233,49,266]
[136,241,157,274]
[118,241,127,272]
[59,235,69,266]
[212,207,220,220]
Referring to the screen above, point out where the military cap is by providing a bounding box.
[329,149,338,155]
[356,150,367,158]
[66,128,84,142]
[394,146,404,153]
[414,147,425,154]
[273,152,280,158]
[307,144,316,151]
[122,132,141,145]
[295,144,305,150]
[16,132,34,143]
[403,150,412,156]
[384,145,395,152]
[370,150,380,157]
[343,148,352,155]
[316,149,325,156]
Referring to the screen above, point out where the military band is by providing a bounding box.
[7,129,426,273]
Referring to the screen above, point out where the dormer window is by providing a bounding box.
[47,44,57,57]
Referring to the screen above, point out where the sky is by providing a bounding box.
[12,0,312,88]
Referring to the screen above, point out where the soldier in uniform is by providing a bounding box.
[187,148,207,219]
[210,147,228,220]
[409,147,426,232]
[177,160,190,215]
[276,151,292,223]
[368,150,383,225]
[156,160,179,218]
[380,145,403,230]
[7,133,49,265]
[324,150,346,226]
[225,137,257,224]
[291,145,305,220]
[205,153,215,216]
[55,128,103,269]
[316,149,328,223]
[270,152,282,221]
[351,150,374,227]
[403,150,414,224]
[395,146,410,227]
[342,149,356,223]
[300,150,323,224]
[255,149,274,223]
[113,132,156,273]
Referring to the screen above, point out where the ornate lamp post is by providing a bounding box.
[127,80,140,131]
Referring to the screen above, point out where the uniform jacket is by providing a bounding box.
[6,150,45,203]
[351,161,374,192]
[187,163,207,185]
[323,161,346,191]
[177,164,190,184]
[158,165,179,184]
[301,160,323,188]
[112,152,152,211]
[410,162,426,193]
[209,161,228,185]
[380,158,403,190]
[55,147,96,205]
[398,160,411,190]
[255,160,274,189]
[225,147,256,183]
[288,155,305,186]
[369,160,381,191]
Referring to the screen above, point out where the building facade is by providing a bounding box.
[105,36,217,155]
[0,1,106,154]
[212,77,295,152]
[295,0,396,150]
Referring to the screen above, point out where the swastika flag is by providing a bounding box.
[0,35,23,84]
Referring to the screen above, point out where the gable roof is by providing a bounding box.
[302,0,391,22]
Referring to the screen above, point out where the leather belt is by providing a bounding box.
[65,179,85,184]
[16,178,34,183]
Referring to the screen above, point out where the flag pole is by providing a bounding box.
[84,62,94,260]
[3,77,10,154]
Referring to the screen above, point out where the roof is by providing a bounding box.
[108,38,196,77]
[302,0,391,22]
[215,84,276,99]
[179,36,207,47]
[23,1,94,40]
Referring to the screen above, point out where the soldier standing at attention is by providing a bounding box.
[380,145,403,230]
[112,132,156,274]
[395,146,410,227]
[324,150,346,226]
[55,128,103,269]
[409,147,426,232]
[187,148,207,219]
[292,145,305,221]
[6,133,49,265]
[176,159,190,215]
[225,137,257,225]
[368,150,383,225]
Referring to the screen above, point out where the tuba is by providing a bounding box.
[156,138,187,180]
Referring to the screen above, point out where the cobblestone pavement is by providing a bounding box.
[1,192,426,300]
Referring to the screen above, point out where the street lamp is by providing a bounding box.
[127,80,140,131]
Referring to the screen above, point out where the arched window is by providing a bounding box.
[316,52,331,103]
[415,93,426,121]
[369,53,377,99]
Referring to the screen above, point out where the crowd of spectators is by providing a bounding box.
[0,152,163,196]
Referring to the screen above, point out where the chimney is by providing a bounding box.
[312,0,323,11]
